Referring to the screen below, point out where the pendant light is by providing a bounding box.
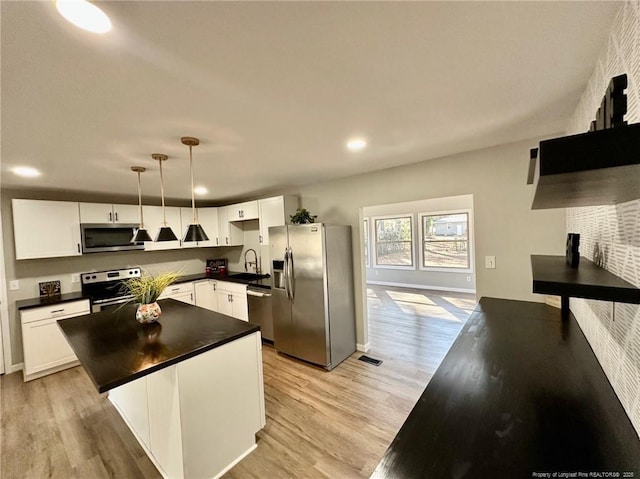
[131,166,153,243]
[181,136,209,242]
[151,153,178,242]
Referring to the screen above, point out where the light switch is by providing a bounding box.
[9,280,19,291]
[485,256,496,269]
[72,274,80,283]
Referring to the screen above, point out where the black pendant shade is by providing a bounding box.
[183,223,209,242]
[132,228,153,243]
[156,226,179,242]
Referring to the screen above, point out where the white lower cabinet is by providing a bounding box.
[194,280,218,311]
[21,299,90,381]
[109,332,265,479]
[215,281,248,321]
[158,282,195,305]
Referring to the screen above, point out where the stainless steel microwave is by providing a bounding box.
[80,223,145,254]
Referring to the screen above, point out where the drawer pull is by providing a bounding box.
[51,309,65,314]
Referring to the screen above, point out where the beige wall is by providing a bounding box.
[290,137,566,347]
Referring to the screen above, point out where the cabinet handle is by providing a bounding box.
[51,308,65,314]
[109,211,113,222]
[216,237,219,246]
[115,212,119,222]
[77,243,81,253]
[259,235,263,244]
[226,237,229,245]
[190,293,193,302]
[213,283,216,291]
[171,288,179,292]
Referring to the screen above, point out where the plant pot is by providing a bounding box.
[136,302,162,324]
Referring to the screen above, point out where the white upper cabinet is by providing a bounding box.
[12,199,82,260]
[197,207,220,247]
[143,206,182,251]
[258,196,299,245]
[79,203,139,224]
[228,201,259,221]
[217,206,243,247]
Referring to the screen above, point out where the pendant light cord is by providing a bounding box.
[137,170,145,228]
[159,159,167,226]
[189,145,198,224]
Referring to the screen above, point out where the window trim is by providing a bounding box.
[418,209,474,274]
[363,217,370,268]
[372,214,416,270]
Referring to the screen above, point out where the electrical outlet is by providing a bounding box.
[466,275,471,282]
[72,273,80,283]
[485,256,496,269]
[9,280,19,291]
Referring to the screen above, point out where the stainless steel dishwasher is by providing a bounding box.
[247,287,273,342]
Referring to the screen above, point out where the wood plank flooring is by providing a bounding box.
[1,285,475,479]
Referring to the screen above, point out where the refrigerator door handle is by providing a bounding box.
[283,248,291,301]
[287,247,295,300]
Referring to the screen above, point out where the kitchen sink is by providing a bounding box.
[227,272,270,281]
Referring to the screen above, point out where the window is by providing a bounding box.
[374,216,413,267]
[363,218,370,267]
[421,212,470,269]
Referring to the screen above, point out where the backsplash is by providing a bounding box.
[565,0,640,436]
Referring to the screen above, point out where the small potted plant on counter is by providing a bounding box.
[290,208,318,224]
[122,271,181,324]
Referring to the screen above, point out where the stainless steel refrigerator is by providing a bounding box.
[269,223,356,370]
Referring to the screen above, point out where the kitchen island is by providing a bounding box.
[58,299,265,479]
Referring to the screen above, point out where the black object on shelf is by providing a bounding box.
[530,122,640,209]
[531,254,640,319]
[565,233,580,268]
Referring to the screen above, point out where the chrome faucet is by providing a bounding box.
[244,248,260,273]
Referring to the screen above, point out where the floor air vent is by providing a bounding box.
[358,355,383,366]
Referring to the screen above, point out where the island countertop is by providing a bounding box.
[58,299,259,393]
[371,297,640,478]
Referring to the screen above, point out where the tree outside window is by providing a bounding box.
[374,216,413,266]
[422,213,469,269]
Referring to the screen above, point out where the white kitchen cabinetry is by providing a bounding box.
[158,282,195,305]
[12,199,83,260]
[142,206,182,251]
[196,208,220,247]
[215,281,248,321]
[228,201,259,221]
[217,206,243,247]
[258,195,299,245]
[194,280,218,311]
[21,299,90,381]
[79,203,138,224]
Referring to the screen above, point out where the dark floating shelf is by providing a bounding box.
[531,255,640,305]
[531,123,640,209]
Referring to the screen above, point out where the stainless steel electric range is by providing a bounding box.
[81,267,141,313]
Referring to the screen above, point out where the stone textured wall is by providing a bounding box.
[565,0,640,436]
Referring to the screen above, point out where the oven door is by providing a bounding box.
[81,224,145,254]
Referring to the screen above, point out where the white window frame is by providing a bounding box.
[372,214,416,270]
[419,209,474,274]
[363,217,370,268]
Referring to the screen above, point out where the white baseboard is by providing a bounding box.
[366,280,476,294]
[4,362,24,375]
[356,343,370,353]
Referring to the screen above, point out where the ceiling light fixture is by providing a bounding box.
[194,186,208,196]
[131,166,153,243]
[11,166,41,178]
[151,153,178,242]
[347,139,367,151]
[55,0,112,34]
[181,137,209,242]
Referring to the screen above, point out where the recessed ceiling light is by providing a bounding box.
[55,0,112,34]
[194,186,208,196]
[347,138,367,151]
[12,166,41,178]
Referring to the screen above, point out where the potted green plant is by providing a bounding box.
[290,208,318,224]
[121,271,181,323]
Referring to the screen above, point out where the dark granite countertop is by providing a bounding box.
[16,292,89,311]
[57,299,259,393]
[371,297,640,478]
[17,271,271,311]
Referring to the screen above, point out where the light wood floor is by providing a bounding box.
[1,285,475,479]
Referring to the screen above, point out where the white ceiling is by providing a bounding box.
[1,1,620,203]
